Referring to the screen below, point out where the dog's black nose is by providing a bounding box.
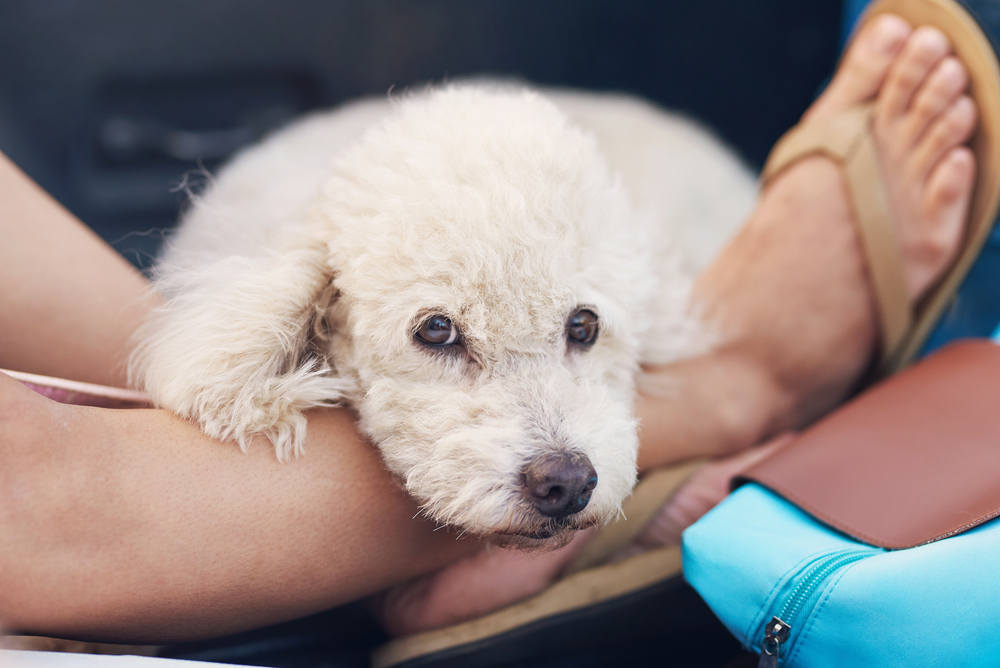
[521,453,598,519]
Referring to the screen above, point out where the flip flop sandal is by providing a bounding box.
[762,0,1000,379]
[373,1,1000,665]
[917,0,1000,353]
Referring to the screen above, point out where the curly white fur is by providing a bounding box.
[130,83,755,542]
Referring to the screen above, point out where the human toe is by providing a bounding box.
[807,14,911,119]
[923,146,975,235]
[926,146,975,205]
[878,26,952,119]
[901,56,969,145]
[905,147,975,297]
[911,95,977,182]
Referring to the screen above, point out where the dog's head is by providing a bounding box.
[313,86,658,545]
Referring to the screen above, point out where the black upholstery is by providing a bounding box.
[0,0,842,269]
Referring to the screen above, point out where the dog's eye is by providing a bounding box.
[416,315,459,346]
[566,309,599,346]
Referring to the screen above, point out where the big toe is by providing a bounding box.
[807,14,912,120]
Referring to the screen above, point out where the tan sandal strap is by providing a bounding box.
[845,125,912,358]
[762,105,871,183]
[761,105,911,357]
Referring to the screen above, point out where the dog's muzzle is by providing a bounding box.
[520,452,597,519]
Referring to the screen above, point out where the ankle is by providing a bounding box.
[693,204,880,440]
[704,346,796,453]
[636,345,793,469]
[711,299,877,442]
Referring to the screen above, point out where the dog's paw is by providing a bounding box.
[129,246,352,460]
[136,339,354,460]
[191,366,355,460]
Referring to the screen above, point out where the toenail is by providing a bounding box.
[936,57,967,86]
[936,149,975,199]
[912,26,949,55]
[953,95,976,120]
[943,150,974,182]
[872,14,911,51]
[948,147,974,169]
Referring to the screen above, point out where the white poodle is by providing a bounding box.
[131,84,755,546]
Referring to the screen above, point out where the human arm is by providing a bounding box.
[0,372,476,642]
[0,152,155,387]
[0,152,476,642]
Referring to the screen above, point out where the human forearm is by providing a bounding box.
[0,153,154,387]
[0,375,474,643]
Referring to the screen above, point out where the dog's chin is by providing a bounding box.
[486,516,599,551]
[488,531,575,551]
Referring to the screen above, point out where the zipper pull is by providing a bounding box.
[757,616,791,668]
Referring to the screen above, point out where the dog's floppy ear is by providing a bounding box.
[130,239,353,460]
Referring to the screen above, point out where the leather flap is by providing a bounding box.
[735,340,1000,549]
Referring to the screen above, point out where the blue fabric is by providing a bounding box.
[841,0,871,45]
[683,484,1000,667]
[921,223,1000,354]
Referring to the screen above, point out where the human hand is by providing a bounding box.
[372,529,593,637]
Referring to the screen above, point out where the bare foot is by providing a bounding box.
[632,18,982,549]
[872,26,977,297]
[700,15,977,432]
[638,14,980,539]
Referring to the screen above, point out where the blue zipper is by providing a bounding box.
[755,547,881,667]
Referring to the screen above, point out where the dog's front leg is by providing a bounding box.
[130,243,352,460]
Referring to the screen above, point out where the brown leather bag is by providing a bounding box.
[736,338,1000,548]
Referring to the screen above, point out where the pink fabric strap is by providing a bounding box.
[2,368,152,408]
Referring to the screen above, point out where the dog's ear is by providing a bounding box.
[129,240,353,460]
